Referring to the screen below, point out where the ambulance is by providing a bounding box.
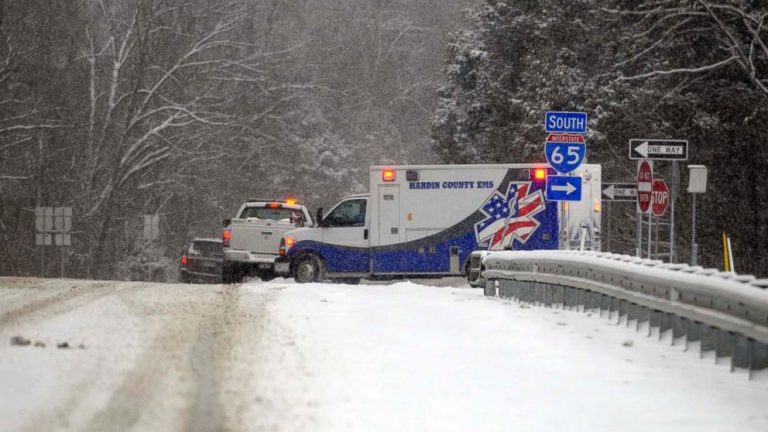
[276,164,601,283]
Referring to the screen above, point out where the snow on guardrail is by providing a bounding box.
[475,250,768,375]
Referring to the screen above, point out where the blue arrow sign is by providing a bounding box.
[545,141,586,174]
[546,176,582,201]
[545,111,588,134]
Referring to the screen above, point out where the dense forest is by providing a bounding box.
[0,0,473,279]
[1,0,767,278]
[433,0,768,275]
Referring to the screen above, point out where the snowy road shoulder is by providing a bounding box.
[249,280,768,432]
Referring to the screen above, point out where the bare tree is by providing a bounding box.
[606,1,768,95]
[71,0,326,276]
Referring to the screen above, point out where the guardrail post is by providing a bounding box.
[484,279,496,297]
[684,320,701,352]
[618,300,628,324]
[700,325,717,358]
[637,307,651,333]
[715,330,734,366]
[733,335,751,371]
[659,313,672,341]
[650,310,663,337]
[752,341,768,372]
[671,316,686,346]
[627,303,637,327]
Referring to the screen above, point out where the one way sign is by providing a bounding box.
[602,183,637,202]
[629,139,688,160]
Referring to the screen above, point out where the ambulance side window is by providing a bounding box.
[325,199,367,227]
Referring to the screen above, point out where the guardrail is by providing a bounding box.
[475,250,768,375]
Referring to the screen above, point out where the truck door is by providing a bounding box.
[373,185,407,273]
[321,198,370,273]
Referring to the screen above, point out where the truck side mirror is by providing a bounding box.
[222,218,231,228]
[316,207,325,227]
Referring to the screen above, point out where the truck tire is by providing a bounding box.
[233,265,245,284]
[258,270,277,282]
[294,254,323,283]
[223,263,244,284]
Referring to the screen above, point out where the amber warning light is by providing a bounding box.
[533,168,547,181]
[382,168,396,182]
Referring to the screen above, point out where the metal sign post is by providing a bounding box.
[692,193,697,265]
[142,214,160,281]
[688,165,708,266]
[53,207,72,278]
[647,212,652,258]
[636,212,641,257]
[670,162,679,262]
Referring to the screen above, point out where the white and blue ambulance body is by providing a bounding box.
[277,164,601,283]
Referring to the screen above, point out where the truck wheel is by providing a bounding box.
[294,254,323,283]
[223,263,244,284]
[233,266,245,284]
[259,270,277,282]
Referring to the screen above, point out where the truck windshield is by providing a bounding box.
[239,206,303,223]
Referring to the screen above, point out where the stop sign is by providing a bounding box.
[637,160,653,213]
[652,179,669,215]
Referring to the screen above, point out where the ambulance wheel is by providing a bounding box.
[294,254,323,283]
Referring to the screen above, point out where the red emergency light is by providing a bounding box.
[533,168,547,181]
[382,168,396,182]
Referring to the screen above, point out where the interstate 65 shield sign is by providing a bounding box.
[545,133,586,174]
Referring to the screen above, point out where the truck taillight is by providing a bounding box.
[181,255,188,266]
[222,228,231,247]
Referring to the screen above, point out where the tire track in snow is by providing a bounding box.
[0,279,143,328]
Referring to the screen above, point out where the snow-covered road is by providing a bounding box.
[1,277,767,431]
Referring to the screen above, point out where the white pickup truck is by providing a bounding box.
[222,199,313,283]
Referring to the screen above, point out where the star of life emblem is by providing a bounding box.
[474,182,546,250]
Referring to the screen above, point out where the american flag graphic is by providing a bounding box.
[474,182,546,250]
